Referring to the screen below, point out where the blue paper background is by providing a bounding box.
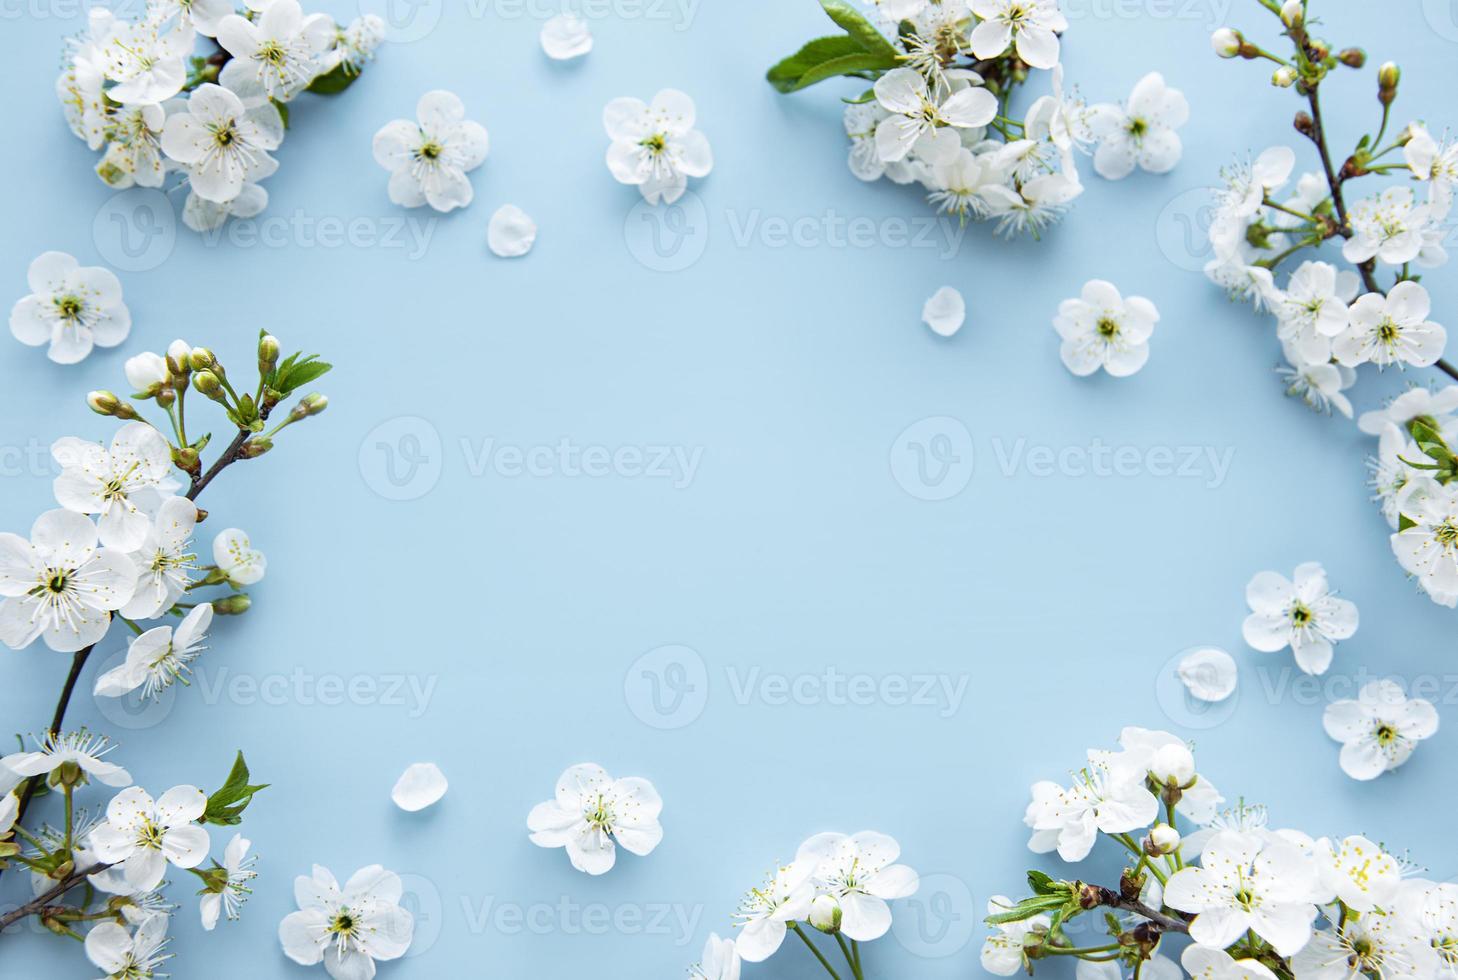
[3,0,1458,976]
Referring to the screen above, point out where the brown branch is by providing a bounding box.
[0,863,105,931]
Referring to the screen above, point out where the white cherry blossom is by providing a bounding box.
[89,784,211,891]
[10,251,131,364]
[527,763,663,875]
[1291,910,1438,979]
[85,914,172,980]
[733,860,814,961]
[796,831,919,942]
[200,833,258,929]
[100,20,193,105]
[1,730,131,788]
[1088,73,1188,180]
[215,0,333,101]
[213,528,266,586]
[1241,562,1358,675]
[982,896,1050,976]
[1322,679,1438,780]
[1053,279,1159,377]
[278,864,414,980]
[1343,186,1432,266]
[1272,260,1358,363]
[603,89,712,204]
[118,495,198,619]
[94,603,212,701]
[1314,835,1401,912]
[690,933,741,980]
[1182,944,1280,980]
[373,90,490,213]
[161,83,283,205]
[52,422,176,551]
[969,0,1067,69]
[873,68,996,164]
[1405,124,1458,212]
[1334,280,1445,369]
[0,509,136,652]
[1357,384,1458,436]
[1024,754,1158,862]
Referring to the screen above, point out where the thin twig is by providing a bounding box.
[0,864,105,931]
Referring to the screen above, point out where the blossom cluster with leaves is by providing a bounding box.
[56,0,384,232]
[0,332,330,976]
[984,726,1454,979]
[1200,1,1458,608]
[767,0,1189,236]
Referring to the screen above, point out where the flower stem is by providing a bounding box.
[791,924,844,980]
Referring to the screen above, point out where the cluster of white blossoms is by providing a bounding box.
[986,727,1454,979]
[687,830,917,979]
[55,0,384,232]
[1203,2,1458,611]
[0,735,265,977]
[771,1,1186,238]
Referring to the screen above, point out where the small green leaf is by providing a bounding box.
[767,35,896,93]
[308,64,360,96]
[1399,514,1418,531]
[819,0,901,60]
[203,751,269,826]
[272,354,333,396]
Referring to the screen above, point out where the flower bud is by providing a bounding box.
[174,446,201,473]
[1308,38,1329,60]
[166,340,193,378]
[188,347,216,371]
[52,760,84,789]
[258,334,280,373]
[1378,61,1400,104]
[192,370,224,399]
[212,594,252,615]
[1293,110,1315,137]
[1151,743,1196,785]
[809,895,842,934]
[1338,47,1365,68]
[1272,66,1297,88]
[241,438,273,459]
[87,390,140,420]
[1280,0,1302,28]
[1146,824,1181,855]
[1210,27,1242,58]
[290,393,328,421]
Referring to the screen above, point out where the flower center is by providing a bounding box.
[639,133,667,156]
[1096,317,1120,339]
[1127,117,1148,138]
[257,40,288,67]
[1376,318,1400,345]
[1434,519,1458,546]
[418,140,443,161]
[45,571,69,594]
[136,818,165,850]
[213,122,238,148]
[1289,602,1312,626]
[1374,724,1398,745]
[54,295,85,322]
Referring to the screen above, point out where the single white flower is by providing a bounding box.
[1205,248,1279,309]
[1024,64,1092,168]
[981,896,1050,976]
[1114,728,1224,823]
[215,0,333,101]
[52,422,176,551]
[320,14,386,75]
[1163,830,1320,957]
[278,864,414,980]
[213,528,266,586]
[1178,647,1238,702]
[161,83,283,205]
[925,147,997,218]
[733,860,815,961]
[526,763,663,875]
[1333,280,1446,369]
[373,90,490,213]
[1214,146,1297,223]
[1405,124,1458,212]
[391,762,448,812]
[796,831,918,942]
[94,602,213,700]
[1182,944,1280,980]
[1314,835,1401,912]
[183,182,270,233]
[200,833,259,929]
[922,286,965,337]
[118,496,198,619]
[1241,562,1358,675]
[0,509,136,652]
[873,68,996,164]
[981,171,1082,237]
[1343,187,1432,266]
[1358,384,1458,436]
[968,0,1067,69]
[1322,679,1438,780]
[10,251,131,364]
[1273,261,1359,363]
[89,784,211,891]
[690,933,741,980]
[1369,423,1425,529]
[1,730,131,788]
[1053,279,1159,377]
[85,913,172,980]
[1088,73,1188,180]
[603,89,712,204]
[1024,755,1159,862]
[1395,878,1458,977]
[100,19,193,105]
[487,205,537,258]
[1277,351,1355,419]
[1291,909,1438,979]
[1391,478,1458,598]
[541,13,592,60]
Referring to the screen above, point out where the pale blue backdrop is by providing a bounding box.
[2,0,1457,976]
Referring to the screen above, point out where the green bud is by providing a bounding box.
[87,390,140,420]
[241,438,273,459]
[258,334,280,373]
[52,760,84,789]
[1279,0,1302,28]
[1379,61,1401,104]
[174,446,201,473]
[809,895,842,934]
[290,393,329,421]
[188,347,216,371]
[193,370,224,399]
[1338,48,1365,68]
[1272,66,1297,88]
[213,594,252,615]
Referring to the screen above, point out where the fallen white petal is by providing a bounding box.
[1177,647,1238,702]
[488,205,538,257]
[540,13,592,60]
[391,762,448,811]
[921,286,965,337]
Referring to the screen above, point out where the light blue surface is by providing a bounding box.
[3,1,1458,977]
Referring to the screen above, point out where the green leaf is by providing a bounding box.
[1398,514,1417,531]
[819,0,901,59]
[767,35,896,93]
[272,353,333,396]
[841,87,878,105]
[308,64,361,96]
[203,751,268,826]
[272,98,290,130]
[1027,869,1058,895]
